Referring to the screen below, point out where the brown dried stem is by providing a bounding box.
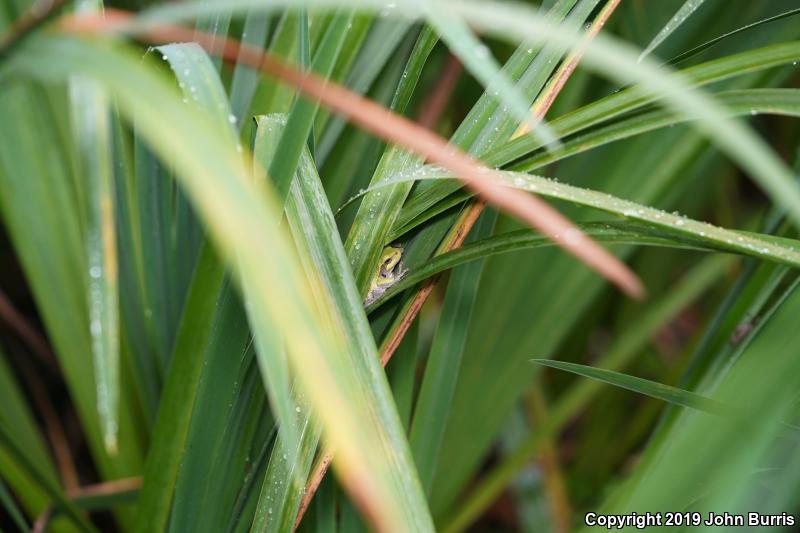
[60,10,642,300]
[0,288,78,491]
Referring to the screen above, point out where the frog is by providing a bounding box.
[364,245,407,307]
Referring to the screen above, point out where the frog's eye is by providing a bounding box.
[382,257,395,268]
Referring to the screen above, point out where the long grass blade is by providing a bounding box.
[250,114,315,533]
[530,359,725,414]
[444,254,733,532]
[666,7,800,66]
[228,8,271,129]
[366,221,800,311]
[65,9,643,298]
[507,89,800,173]
[69,0,120,454]
[0,348,66,529]
[346,166,800,269]
[342,25,437,296]
[0,422,94,532]
[409,210,497,494]
[144,1,797,234]
[0,477,29,532]
[638,0,707,61]
[0,81,142,483]
[267,11,354,204]
[394,0,593,237]
[605,278,800,517]
[7,32,435,532]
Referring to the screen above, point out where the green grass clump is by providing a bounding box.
[1,1,800,531]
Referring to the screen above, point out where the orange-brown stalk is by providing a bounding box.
[61,10,642,300]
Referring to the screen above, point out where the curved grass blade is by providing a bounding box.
[604,278,800,519]
[7,33,435,532]
[666,6,800,66]
[158,42,239,136]
[508,88,800,172]
[530,359,726,414]
[136,2,800,225]
[444,0,800,227]
[368,220,800,311]
[638,0,707,61]
[157,44,287,533]
[392,0,594,233]
[443,254,733,532]
[485,41,800,170]
[343,167,800,272]
[388,88,800,237]
[362,222,697,310]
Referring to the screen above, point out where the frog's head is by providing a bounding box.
[376,245,404,288]
[365,245,407,307]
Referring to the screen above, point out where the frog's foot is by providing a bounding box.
[396,262,408,281]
